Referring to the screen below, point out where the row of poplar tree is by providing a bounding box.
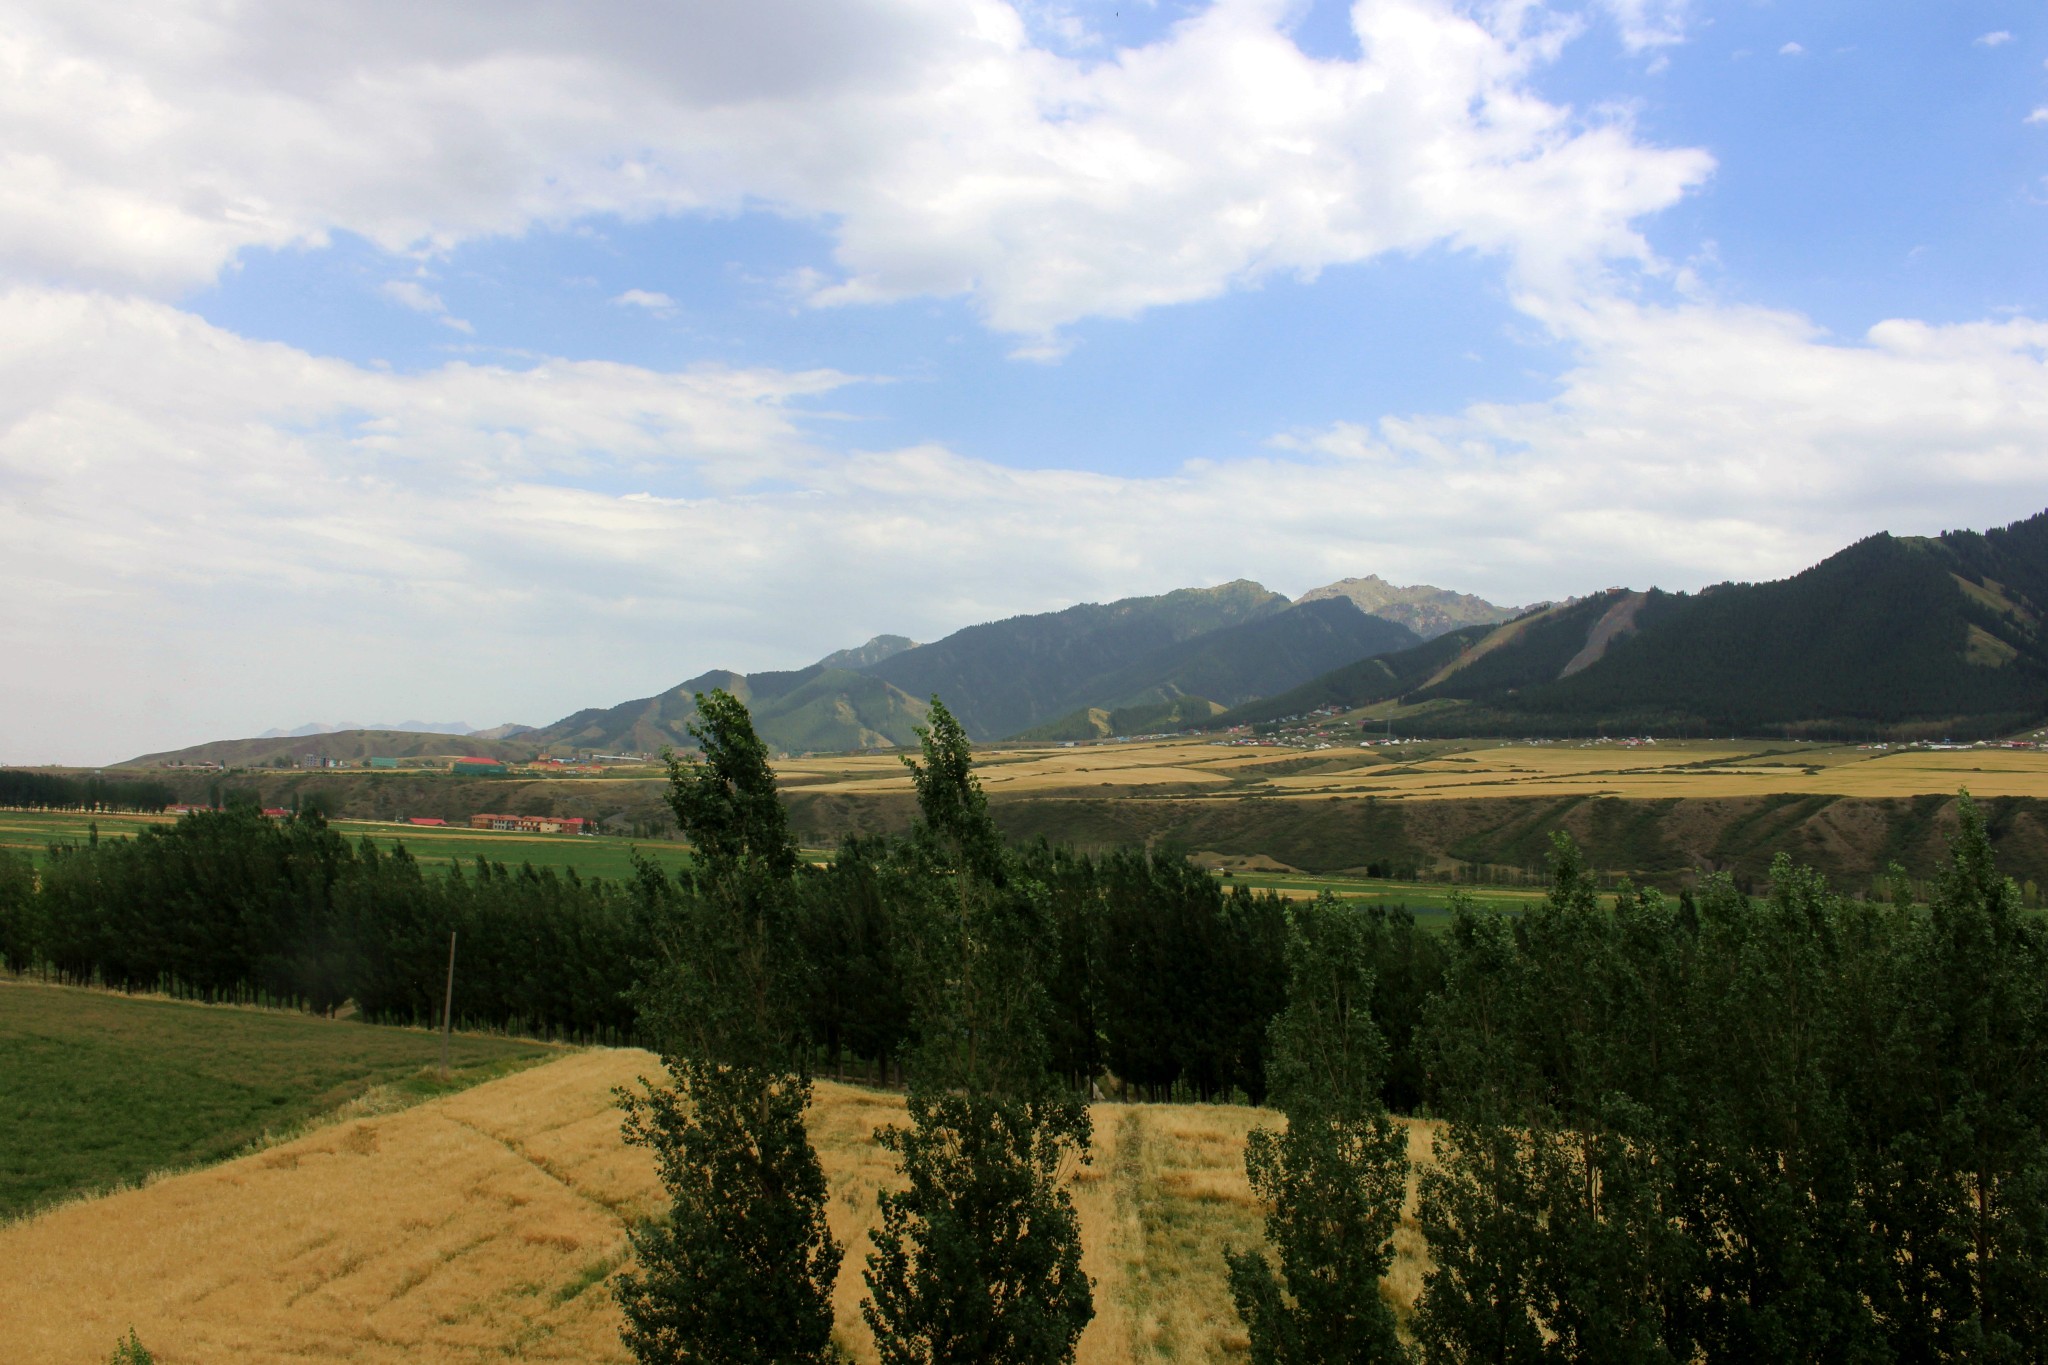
[2,778,1443,1103]
[622,692,2048,1364]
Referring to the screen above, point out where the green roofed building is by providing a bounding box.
[369,757,400,769]
[451,759,508,776]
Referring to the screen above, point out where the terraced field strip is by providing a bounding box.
[2,1043,1437,1364]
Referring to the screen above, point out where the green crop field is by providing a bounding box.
[0,809,700,881]
[0,983,556,1221]
[1208,868,1547,924]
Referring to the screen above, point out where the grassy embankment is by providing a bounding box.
[0,982,556,1221]
[0,984,1434,1365]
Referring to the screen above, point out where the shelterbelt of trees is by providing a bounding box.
[0,802,1333,1096]
[0,769,173,813]
[3,689,2044,1360]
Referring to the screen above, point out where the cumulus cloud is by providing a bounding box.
[0,0,1708,342]
[2028,107,2048,125]
[1977,31,2014,48]
[612,289,679,316]
[1779,42,1805,57]
[4,288,2045,763]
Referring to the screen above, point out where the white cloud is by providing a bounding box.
[1596,0,1689,53]
[612,289,678,316]
[0,0,1709,342]
[2028,107,2048,125]
[1779,42,1805,57]
[1977,31,2014,48]
[3,288,2045,763]
[378,279,473,333]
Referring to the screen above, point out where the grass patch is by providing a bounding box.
[0,982,555,1220]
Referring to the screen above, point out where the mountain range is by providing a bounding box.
[1223,511,2048,741]
[516,581,1428,756]
[119,511,2048,766]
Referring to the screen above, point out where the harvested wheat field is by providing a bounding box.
[3,1048,1436,1365]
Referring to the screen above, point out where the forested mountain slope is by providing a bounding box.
[1219,510,2048,739]
[522,665,931,755]
[861,579,1292,739]
[1018,598,1420,739]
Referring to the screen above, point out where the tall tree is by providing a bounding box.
[863,697,1094,1365]
[1414,840,1694,1363]
[1226,893,1411,1365]
[616,690,842,1365]
[1874,793,2048,1358]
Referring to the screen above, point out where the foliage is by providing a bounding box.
[619,689,842,1365]
[864,1091,1092,1365]
[106,1329,155,1364]
[18,806,641,1039]
[614,1063,840,1365]
[1226,895,1409,1365]
[0,770,172,813]
[863,697,1094,1365]
[1412,802,2048,1362]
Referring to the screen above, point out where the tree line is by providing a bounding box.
[0,775,1445,1098]
[0,769,173,812]
[618,694,2046,1364]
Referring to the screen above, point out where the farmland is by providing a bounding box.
[0,809,697,880]
[20,732,2048,893]
[779,734,2048,804]
[0,986,1436,1365]
[0,983,554,1221]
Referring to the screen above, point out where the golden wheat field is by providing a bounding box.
[775,736,2048,803]
[1,1049,1437,1365]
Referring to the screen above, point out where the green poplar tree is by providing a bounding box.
[1877,792,2048,1358]
[862,698,1094,1365]
[1225,893,1411,1365]
[615,690,842,1365]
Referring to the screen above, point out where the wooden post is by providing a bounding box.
[440,930,457,1081]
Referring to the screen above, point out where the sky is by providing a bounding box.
[4,0,2047,764]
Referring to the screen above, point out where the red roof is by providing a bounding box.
[408,817,448,826]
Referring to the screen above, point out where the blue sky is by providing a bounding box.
[184,3,2048,476]
[3,0,2046,761]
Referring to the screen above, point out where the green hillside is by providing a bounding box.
[1218,510,2048,740]
[523,664,929,755]
[866,579,1291,739]
[1018,599,1420,739]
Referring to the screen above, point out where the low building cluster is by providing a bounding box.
[468,813,590,835]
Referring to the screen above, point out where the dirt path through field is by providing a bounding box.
[3,1049,1433,1363]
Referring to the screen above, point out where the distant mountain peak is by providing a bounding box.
[812,634,920,671]
[1296,575,1519,640]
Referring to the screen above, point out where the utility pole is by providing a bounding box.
[440,930,457,1081]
